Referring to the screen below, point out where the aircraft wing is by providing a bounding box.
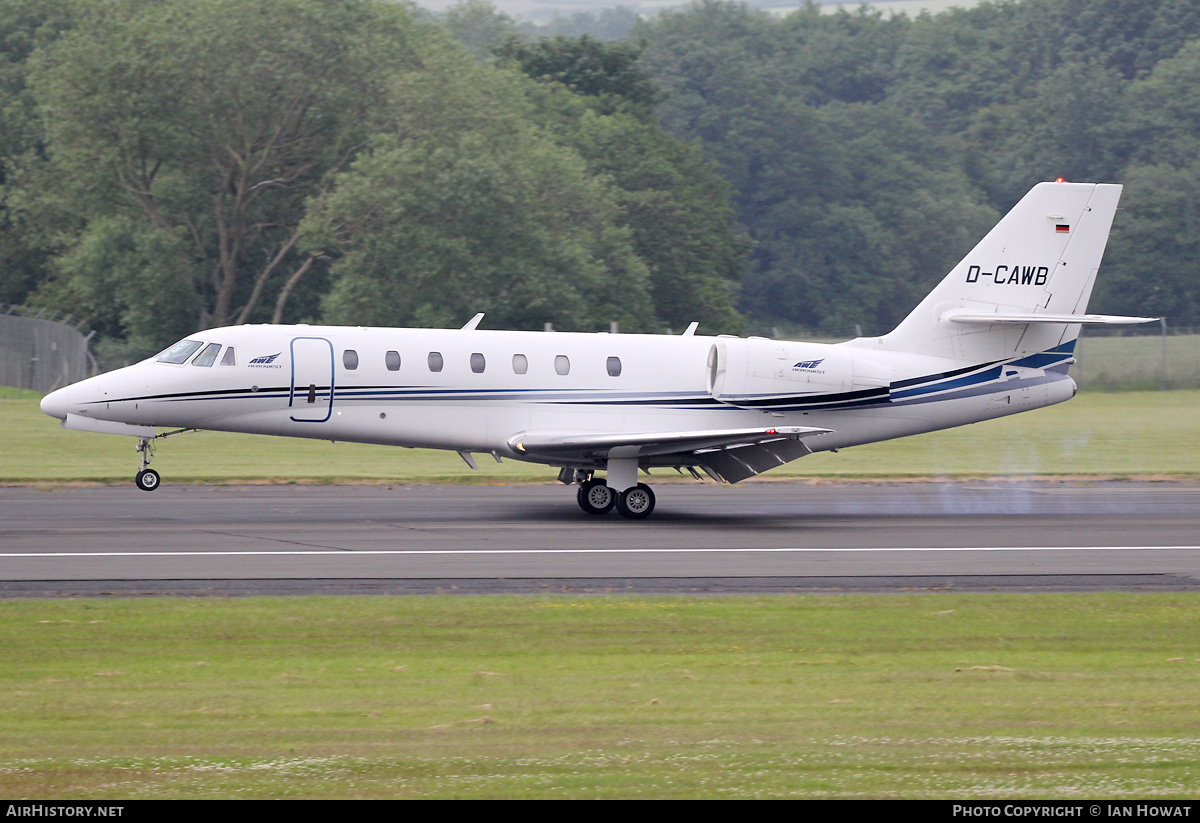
[508,425,834,483]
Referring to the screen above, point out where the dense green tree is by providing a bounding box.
[499,33,748,332]
[300,52,657,333]
[1119,38,1200,168]
[305,128,656,332]
[440,0,524,61]
[563,97,747,332]
[19,0,428,349]
[1097,163,1200,323]
[495,33,662,116]
[1092,39,1200,321]
[963,61,1130,210]
[638,2,996,333]
[739,102,997,333]
[529,7,641,42]
[630,0,1200,329]
[769,4,909,106]
[0,0,76,307]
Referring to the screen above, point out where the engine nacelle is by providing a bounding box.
[707,338,891,406]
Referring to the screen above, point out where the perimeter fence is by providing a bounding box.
[0,305,94,393]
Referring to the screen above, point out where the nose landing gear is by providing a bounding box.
[130,428,194,491]
[135,436,160,492]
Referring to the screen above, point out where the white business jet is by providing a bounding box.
[41,181,1154,518]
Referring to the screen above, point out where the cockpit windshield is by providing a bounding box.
[191,342,221,367]
[155,339,204,364]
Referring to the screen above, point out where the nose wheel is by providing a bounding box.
[135,468,161,492]
[134,436,160,492]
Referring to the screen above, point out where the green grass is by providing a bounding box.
[795,388,1200,478]
[5,389,1199,483]
[1,594,1198,799]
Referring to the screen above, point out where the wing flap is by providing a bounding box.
[696,438,817,484]
[508,425,833,482]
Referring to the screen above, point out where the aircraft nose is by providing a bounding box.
[40,385,72,420]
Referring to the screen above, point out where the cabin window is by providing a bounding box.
[343,349,359,370]
[470,352,486,373]
[428,351,443,372]
[191,343,221,367]
[555,355,570,376]
[219,347,236,366]
[156,339,204,364]
[385,351,401,371]
[606,356,622,377]
[512,354,528,374]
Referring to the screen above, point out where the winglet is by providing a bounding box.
[461,313,485,331]
[682,321,699,337]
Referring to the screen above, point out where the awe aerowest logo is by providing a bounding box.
[792,359,825,373]
[966,264,1049,285]
[249,352,283,368]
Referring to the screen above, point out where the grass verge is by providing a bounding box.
[1,594,1198,799]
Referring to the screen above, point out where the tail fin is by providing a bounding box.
[874,181,1151,362]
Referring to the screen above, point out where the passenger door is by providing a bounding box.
[289,336,334,422]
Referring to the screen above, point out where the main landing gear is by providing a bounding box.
[575,476,656,519]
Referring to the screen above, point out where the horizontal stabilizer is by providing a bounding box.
[941,309,1159,326]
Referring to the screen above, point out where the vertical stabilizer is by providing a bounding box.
[872,182,1123,362]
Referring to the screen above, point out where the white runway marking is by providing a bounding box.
[3,545,1199,558]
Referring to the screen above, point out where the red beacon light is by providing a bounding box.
[1055,177,1067,182]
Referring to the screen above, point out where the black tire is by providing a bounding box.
[577,478,616,515]
[135,468,161,492]
[615,483,655,519]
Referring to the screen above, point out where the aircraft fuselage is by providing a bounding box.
[41,323,1078,468]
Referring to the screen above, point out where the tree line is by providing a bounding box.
[450,0,1200,334]
[2,0,1198,366]
[628,0,1200,334]
[0,0,745,364]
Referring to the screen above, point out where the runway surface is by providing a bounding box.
[1,480,1199,596]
